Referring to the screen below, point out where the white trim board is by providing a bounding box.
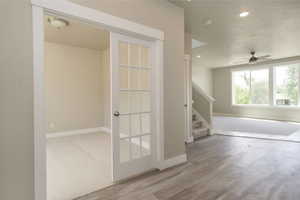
[46,127,111,139]
[31,0,164,41]
[213,112,300,124]
[157,154,187,171]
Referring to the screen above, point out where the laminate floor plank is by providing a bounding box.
[76,136,300,200]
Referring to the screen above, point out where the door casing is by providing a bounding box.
[32,0,164,199]
[184,55,193,143]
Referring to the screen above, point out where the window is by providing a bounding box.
[232,62,300,107]
[232,71,250,104]
[232,69,269,105]
[274,64,300,106]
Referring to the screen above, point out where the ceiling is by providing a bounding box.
[170,0,300,68]
[44,15,109,51]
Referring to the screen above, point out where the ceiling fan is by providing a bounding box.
[232,51,272,65]
[248,51,271,64]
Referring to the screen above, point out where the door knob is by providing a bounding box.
[113,111,120,117]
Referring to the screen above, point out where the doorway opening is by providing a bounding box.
[32,1,164,199]
[44,14,112,200]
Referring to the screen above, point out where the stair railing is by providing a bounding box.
[192,82,215,132]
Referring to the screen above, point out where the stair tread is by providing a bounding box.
[193,128,209,138]
[193,119,202,123]
[193,127,208,132]
[193,123,203,129]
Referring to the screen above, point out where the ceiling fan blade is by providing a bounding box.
[231,59,249,65]
[257,55,271,59]
[256,58,272,63]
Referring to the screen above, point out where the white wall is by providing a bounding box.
[192,65,213,96]
[45,42,109,133]
[185,32,192,55]
[185,32,213,97]
[0,1,34,199]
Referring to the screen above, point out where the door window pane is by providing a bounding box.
[275,64,300,106]
[141,92,151,112]
[141,135,151,156]
[141,113,151,134]
[120,92,129,114]
[120,139,130,163]
[130,93,141,113]
[119,115,130,138]
[131,137,141,159]
[140,70,151,90]
[131,114,141,136]
[129,68,140,90]
[129,44,140,66]
[120,67,129,89]
[119,42,128,65]
[141,46,150,67]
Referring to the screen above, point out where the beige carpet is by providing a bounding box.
[47,132,112,200]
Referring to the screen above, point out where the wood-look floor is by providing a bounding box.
[76,135,300,200]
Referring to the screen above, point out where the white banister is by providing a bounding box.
[192,82,215,135]
[192,82,215,103]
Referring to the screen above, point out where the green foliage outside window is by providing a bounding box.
[275,65,299,105]
[233,69,269,105]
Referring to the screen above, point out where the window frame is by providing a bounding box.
[231,65,271,106]
[231,60,300,109]
[273,63,300,107]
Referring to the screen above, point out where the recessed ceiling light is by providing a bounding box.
[187,0,192,2]
[48,16,69,29]
[196,55,201,58]
[240,11,249,18]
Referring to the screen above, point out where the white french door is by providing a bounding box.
[184,55,193,143]
[110,32,156,181]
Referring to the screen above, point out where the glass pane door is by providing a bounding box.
[111,33,154,181]
[118,41,152,163]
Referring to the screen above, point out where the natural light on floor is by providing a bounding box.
[213,116,300,142]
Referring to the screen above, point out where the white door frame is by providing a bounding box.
[32,1,164,199]
[184,55,193,143]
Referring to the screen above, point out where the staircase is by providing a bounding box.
[192,110,210,139]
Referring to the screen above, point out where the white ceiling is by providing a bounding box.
[44,15,109,51]
[170,0,300,68]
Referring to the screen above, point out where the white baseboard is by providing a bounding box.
[46,127,111,138]
[157,154,187,171]
[213,112,300,123]
[100,127,111,134]
[185,136,194,144]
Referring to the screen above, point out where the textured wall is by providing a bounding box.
[192,65,213,96]
[0,0,34,199]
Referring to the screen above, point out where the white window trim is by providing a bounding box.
[231,60,300,109]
